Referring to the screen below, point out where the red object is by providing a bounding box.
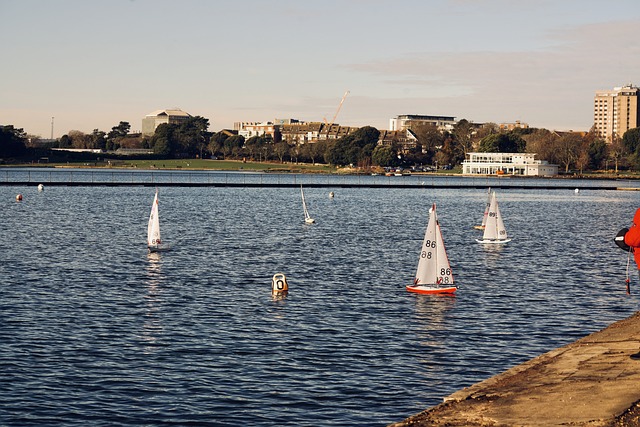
[624,208,640,270]
[406,285,457,295]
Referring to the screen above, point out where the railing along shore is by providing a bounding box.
[0,168,632,190]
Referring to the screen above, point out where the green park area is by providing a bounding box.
[35,158,338,174]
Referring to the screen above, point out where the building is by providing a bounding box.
[499,121,529,131]
[236,121,280,141]
[462,152,558,176]
[142,109,192,136]
[389,114,456,132]
[236,119,359,144]
[280,122,324,144]
[594,84,640,142]
[377,129,418,153]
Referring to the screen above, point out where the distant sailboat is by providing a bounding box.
[147,189,170,252]
[476,191,511,244]
[301,185,315,224]
[406,203,457,295]
[474,187,491,230]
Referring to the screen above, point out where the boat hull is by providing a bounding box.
[473,225,485,230]
[476,238,511,244]
[148,244,171,253]
[406,284,457,295]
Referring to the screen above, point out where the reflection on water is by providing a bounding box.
[478,242,506,269]
[141,252,163,352]
[413,295,456,344]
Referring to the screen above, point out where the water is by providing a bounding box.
[1,180,639,426]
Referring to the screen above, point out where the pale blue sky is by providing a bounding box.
[2,0,640,138]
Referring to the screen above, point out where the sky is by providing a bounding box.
[2,0,640,138]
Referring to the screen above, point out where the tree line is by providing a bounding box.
[4,119,640,173]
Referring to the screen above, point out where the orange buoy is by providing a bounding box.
[16,194,23,201]
[271,273,289,294]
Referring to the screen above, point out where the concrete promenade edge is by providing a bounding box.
[389,311,640,427]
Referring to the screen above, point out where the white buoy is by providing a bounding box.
[329,191,335,198]
[271,273,289,294]
[37,184,44,192]
[575,188,580,194]
[16,194,22,201]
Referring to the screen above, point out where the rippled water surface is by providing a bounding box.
[1,178,639,426]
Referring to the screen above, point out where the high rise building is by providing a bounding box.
[593,84,640,142]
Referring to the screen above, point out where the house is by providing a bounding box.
[462,152,558,176]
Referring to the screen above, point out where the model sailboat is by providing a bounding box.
[147,189,170,252]
[301,185,315,224]
[476,191,511,244]
[406,203,457,295]
[474,187,491,230]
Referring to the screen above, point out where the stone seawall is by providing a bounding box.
[389,311,640,427]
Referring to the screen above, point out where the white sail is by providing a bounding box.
[415,204,454,286]
[480,187,491,228]
[147,190,161,248]
[477,191,511,244]
[301,185,315,224]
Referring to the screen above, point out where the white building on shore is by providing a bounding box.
[462,152,558,176]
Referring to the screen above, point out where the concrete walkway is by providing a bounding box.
[389,311,640,427]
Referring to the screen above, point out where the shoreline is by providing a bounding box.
[388,311,640,427]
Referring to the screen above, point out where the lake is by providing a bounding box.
[1,174,639,426]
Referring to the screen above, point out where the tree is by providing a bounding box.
[584,126,606,170]
[326,126,380,166]
[273,141,290,163]
[623,128,640,170]
[148,116,211,158]
[371,145,396,167]
[106,121,130,151]
[150,123,174,157]
[300,141,326,164]
[208,131,229,158]
[244,134,272,161]
[223,135,245,158]
[608,134,627,173]
[0,125,27,157]
[623,128,640,155]
[524,129,558,162]
[89,129,107,150]
[172,116,210,157]
[108,121,130,139]
[554,132,583,173]
[452,119,475,162]
[68,130,91,149]
[58,134,72,148]
[411,123,444,164]
[478,132,525,153]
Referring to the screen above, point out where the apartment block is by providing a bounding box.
[389,114,456,132]
[594,85,639,142]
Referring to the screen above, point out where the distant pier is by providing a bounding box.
[0,181,626,190]
[0,169,631,190]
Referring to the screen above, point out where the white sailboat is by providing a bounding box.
[301,185,315,224]
[474,187,491,230]
[476,191,511,244]
[147,189,170,252]
[406,203,457,295]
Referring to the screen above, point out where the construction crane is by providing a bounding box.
[323,91,350,126]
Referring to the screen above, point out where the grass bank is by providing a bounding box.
[23,158,337,173]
